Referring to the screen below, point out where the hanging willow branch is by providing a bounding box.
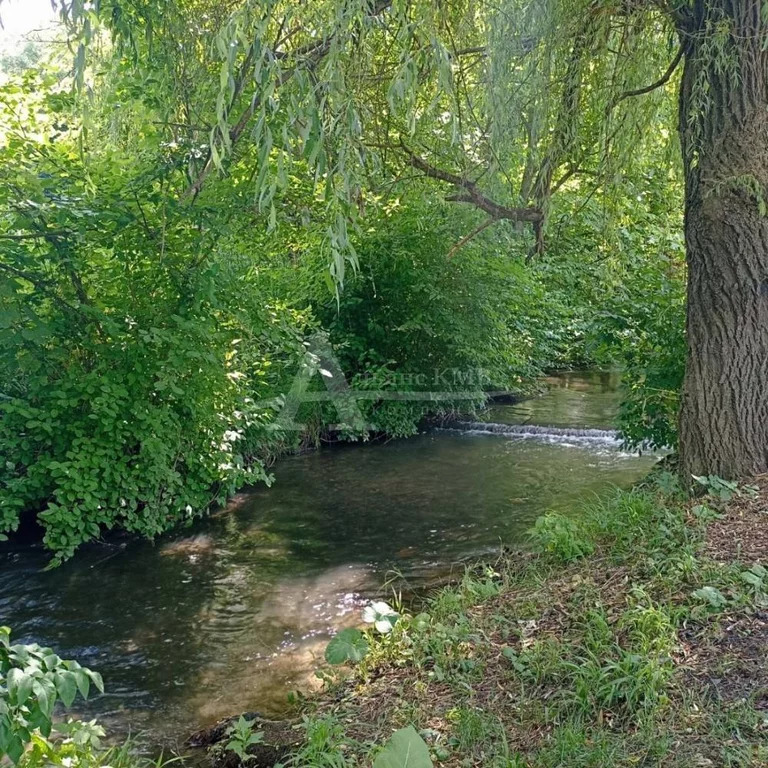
[185,0,393,201]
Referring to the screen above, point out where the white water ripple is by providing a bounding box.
[443,421,621,445]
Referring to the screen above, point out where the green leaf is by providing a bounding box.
[374,726,433,768]
[15,672,34,707]
[324,628,369,665]
[6,668,26,701]
[32,678,54,718]
[73,668,90,699]
[86,668,104,693]
[55,671,78,707]
[692,586,728,609]
[4,732,24,764]
[741,570,763,588]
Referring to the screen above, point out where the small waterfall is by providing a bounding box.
[443,421,620,444]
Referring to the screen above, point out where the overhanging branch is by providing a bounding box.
[611,42,685,106]
[403,145,543,224]
[185,1,392,201]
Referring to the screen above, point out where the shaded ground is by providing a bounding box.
[704,474,768,564]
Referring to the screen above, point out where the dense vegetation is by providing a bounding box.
[5,1,768,764]
[0,1,687,559]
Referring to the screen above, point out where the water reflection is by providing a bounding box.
[0,371,655,745]
[486,370,623,429]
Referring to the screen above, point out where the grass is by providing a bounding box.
[280,471,768,767]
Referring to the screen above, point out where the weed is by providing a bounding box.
[530,514,594,563]
[287,716,351,768]
[225,716,264,762]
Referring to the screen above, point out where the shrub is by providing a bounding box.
[0,626,103,762]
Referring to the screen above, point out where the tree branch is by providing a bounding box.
[612,42,685,106]
[0,231,69,240]
[403,145,543,224]
[453,46,487,57]
[447,217,496,258]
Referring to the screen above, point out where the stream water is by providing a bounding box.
[0,371,656,747]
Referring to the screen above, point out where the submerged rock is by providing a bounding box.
[187,712,303,768]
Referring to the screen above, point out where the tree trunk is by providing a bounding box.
[678,0,768,479]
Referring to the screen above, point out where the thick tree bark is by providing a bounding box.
[678,0,768,479]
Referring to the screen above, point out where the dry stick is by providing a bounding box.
[447,216,496,259]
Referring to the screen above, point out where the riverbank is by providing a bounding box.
[3,372,655,746]
[196,471,768,767]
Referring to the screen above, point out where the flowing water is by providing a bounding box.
[0,371,656,747]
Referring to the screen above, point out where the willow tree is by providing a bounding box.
[56,0,768,479]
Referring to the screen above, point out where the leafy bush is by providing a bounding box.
[0,87,309,559]
[0,626,104,762]
[17,730,155,768]
[299,196,570,436]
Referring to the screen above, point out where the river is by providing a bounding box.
[0,371,657,748]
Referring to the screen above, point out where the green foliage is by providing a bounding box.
[0,629,173,768]
[324,628,369,666]
[737,564,768,609]
[531,489,696,578]
[0,70,310,559]
[374,726,433,768]
[17,730,164,768]
[691,585,728,610]
[0,626,104,763]
[530,513,595,563]
[287,716,351,768]
[0,0,688,560]
[556,174,686,450]
[298,196,567,437]
[325,600,403,665]
[692,474,758,501]
[559,610,673,719]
